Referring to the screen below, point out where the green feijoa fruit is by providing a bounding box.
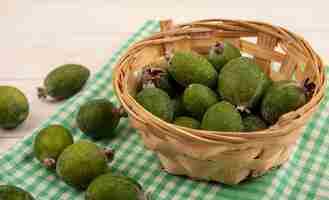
[242,114,267,132]
[207,41,241,72]
[77,99,123,140]
[168,51,218,88]
[201,101,243,132]
[56,140,114,189]
[173,116,200,129]
[86,173,146,200]
[218,57,271,111]
[34,125,73,168]
[38,64,90,100]
[0,86,29,129]
[171,95,186,118]
[136,87,174,122]
[261,80,307,125]
[183,84,219,118]
[0,185,34,200]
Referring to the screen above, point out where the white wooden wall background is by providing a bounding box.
[0,0,328,153]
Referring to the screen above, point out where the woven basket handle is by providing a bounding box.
[160,20,175,56]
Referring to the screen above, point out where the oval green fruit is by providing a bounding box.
[207,41,241,72]
[86,173,145,200]
[261,80,307,125]
[183,84,219,118]
[77,99,121,139]
[33,124,73,168]
[38,64,90,100]
[0,86,29,129]
[218,57,271,110]
[56,140,112,189]
[136,87,174,122]
[168,51,218,88]
[0,185,34,200]
[242,114,267,132]
[174,116,200,129]
[201,101,243,132]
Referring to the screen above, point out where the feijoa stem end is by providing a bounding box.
[141,67,166,89]
[142,82,156,89]
[104,148,115,162]
[37,87,48,99]
[213,42,225,55]
[135,183,150,200]
[112,106,128,118]
[237,105,250,113]
[145,191,155,200]
[43,158,56,168]
[118,106,128,118]
[165,53,173,64]
[303,78,316,100]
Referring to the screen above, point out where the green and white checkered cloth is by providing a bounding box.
[0,20,328,200]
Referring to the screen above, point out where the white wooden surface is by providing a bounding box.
[0,0,328,153]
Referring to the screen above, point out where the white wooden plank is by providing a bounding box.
[0,47,120,79]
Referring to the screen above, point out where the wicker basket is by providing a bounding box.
[113,19,326,185]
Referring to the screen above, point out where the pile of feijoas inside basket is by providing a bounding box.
[136,41,313,132]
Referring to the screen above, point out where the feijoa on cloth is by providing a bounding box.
[0,185,35,200]
[86,173,146,200]
[77,98,124,139]
[33,124,73,168]
[56,140,114,189]
[37,64,90,100]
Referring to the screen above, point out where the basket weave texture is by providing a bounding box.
[113,19,326,184]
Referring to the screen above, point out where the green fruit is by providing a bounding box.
[242,114,267,132]
[56,140,113,189]
[174,116,200,129]
[183,84,219,118]
[261,80,307,124]
[38,64,90,100]
[86,173,145,200]
[136,87,174,122]
[207,41,241,72]
[77,99,122,139]
[172,95,186,118]
[218,57,271,110]
[168,51,218,88]
[33,125,73,168]
[0,86,29,129]
[0,185,34,200]
[201,101,243,132]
